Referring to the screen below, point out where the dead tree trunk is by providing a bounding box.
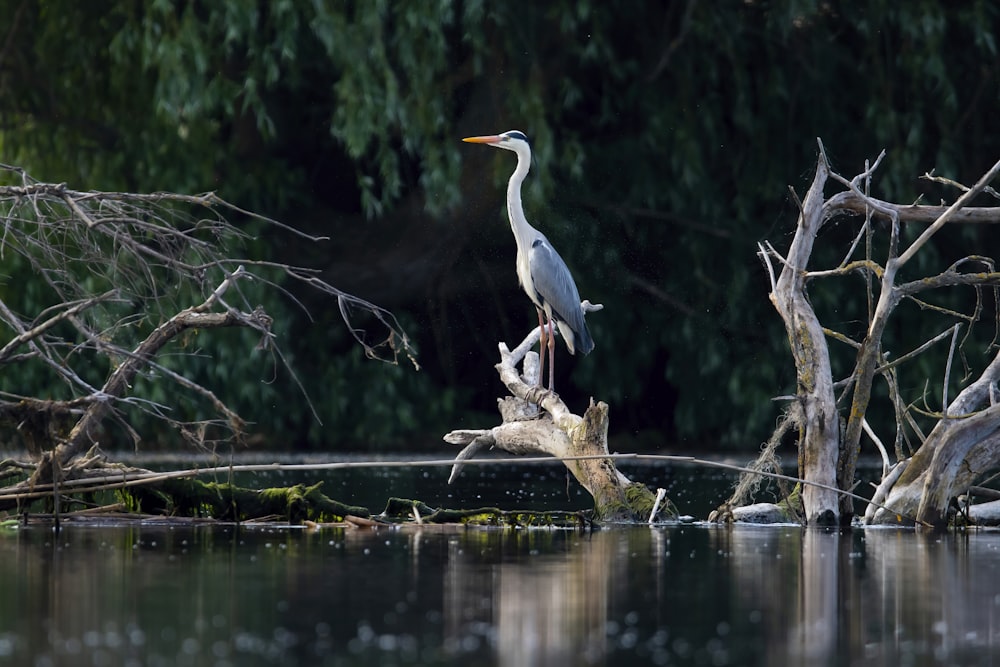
[748,140,1000,529]
[764,156,841,526]
[443,310,669,523]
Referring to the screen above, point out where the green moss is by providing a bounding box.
[776,484,804,520]
[379,499,592,528]
[113,479,369,523]
[623,482,678,521]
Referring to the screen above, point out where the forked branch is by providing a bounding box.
[754,140,1000,528]
[0,164,415,482]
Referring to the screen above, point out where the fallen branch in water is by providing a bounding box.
[0,449,909,522]
[0,166,416,512]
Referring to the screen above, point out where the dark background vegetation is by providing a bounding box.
[0,1,998,455]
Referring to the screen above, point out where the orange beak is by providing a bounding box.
[462,135,502,144]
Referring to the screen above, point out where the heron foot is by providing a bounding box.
[524,384,558,409]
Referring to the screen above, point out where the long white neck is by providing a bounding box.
[506,146,537,251]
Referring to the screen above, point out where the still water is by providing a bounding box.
[2,522,1000,666]
[1,460,999,666]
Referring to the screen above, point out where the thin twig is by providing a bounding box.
[757,242,777,294]
[897,157,1000,267]
[876,324,961,374]
[943,323,961,414]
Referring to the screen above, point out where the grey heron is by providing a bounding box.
[462,130,594,391]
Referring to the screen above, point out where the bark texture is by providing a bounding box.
[867,351,1000,528]
[765,156,841,525]
[757,144,1000,529]
[444,317,669,523]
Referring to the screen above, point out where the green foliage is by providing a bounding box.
[1,0,999,453]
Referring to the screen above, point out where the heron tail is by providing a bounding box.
[574,321,595,356]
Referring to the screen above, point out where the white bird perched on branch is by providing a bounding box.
[463,130,594,391]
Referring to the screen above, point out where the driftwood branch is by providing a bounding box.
[753,140,1000,529]
[766,148,841,525]
[824,191,1000,226]
[821,142,1000,520]
[443,302,666,522]
[868,350,1000,527]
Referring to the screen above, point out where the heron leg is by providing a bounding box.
[547,319,556,391]
[535,308,547,388]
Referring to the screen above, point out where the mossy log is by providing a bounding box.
[380,497,593,528]
[122,479,371,523]
[0,452,606,527]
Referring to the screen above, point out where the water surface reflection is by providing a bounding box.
[1,522,999,666]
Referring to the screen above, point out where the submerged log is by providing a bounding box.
[380,498,593,528]
[125,478,372,523]
[444,312,672,523]
[0,447,617,527]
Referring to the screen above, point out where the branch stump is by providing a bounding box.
[444,314,670,523]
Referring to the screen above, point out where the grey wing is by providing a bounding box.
[528,234,594,355]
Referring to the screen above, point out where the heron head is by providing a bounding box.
[462,130,531,155]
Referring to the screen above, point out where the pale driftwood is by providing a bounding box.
[727,503,795,524]
[866,351,1000,528]
[752,142,1000,529]
[862,459,908,525]
[443,304,668,522]
[760,154,841,525]
[827,154,1000,520]
[968,499,1000,525]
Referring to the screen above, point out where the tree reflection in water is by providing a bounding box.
[1,522,999,665]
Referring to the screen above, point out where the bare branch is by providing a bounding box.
[921,171,1000,201]
[826,190,1000,225]
[756,242,777,294]
[897,258,1000,297]
[876,324,960,374]
[942,324,961,414]
[902,157,1000,266]
[806,259,884,280]
[42,271,265,471]
[0,163,415,480]
[766,146,1000,527]
[821,327,861,349]
[0,291,119,362]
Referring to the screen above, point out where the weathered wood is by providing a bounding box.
[828,157,1000,521]
[764,154,841,525]
[757,146,1000,530]
[444,313,669,523]
[867,351,1000,528]
[825,190,1000,225]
